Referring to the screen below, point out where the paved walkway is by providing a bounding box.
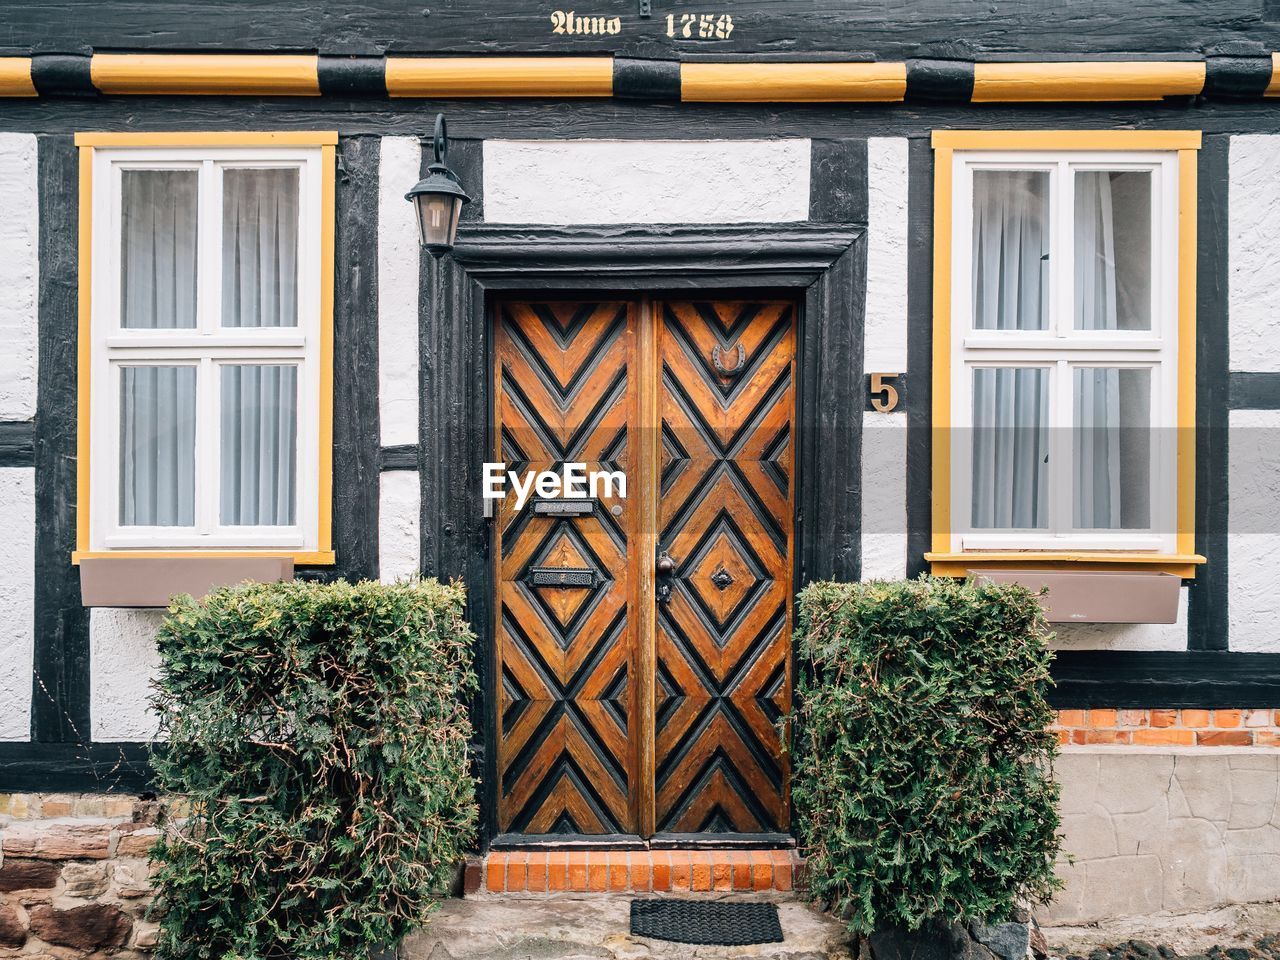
[400,894,856,960]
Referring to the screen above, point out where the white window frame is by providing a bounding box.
[87,144,324,553]
[949,148,1180,555]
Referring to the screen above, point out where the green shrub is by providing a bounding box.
[149,578,478,960]
[792,576,1061,934]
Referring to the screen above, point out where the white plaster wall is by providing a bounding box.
[90,609,163,742]
[1227,408,1280,652]
[379,471,421,583]
[1229,135,1280,372]
[1045,747,1280,925]
[0,134,38,420]
[1050,586,1189,651]
[483,140,811,225]
[378,136,421,447]
[0,468,35,740]
[864,137,909,373]
[860,413,908,580]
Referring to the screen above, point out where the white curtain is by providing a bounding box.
[222,168,299,328]
[972,367,1049,529]
[121,170,198,329]
[221,365,297,526]
[120,365,196,526]
[1073,173,1122,529]
[971,170,1049,331]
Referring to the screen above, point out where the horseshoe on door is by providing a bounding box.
[711,343,746,379]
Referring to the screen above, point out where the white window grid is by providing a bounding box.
[949,149,1181,554]
[88,145,324,552]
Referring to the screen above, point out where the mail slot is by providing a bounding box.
[531,498,597,516]
[972,570,1182,624]
[526,566,599,589]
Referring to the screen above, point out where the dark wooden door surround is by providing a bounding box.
[494,298,796,839]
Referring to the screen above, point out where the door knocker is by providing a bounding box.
[711,343,746,379]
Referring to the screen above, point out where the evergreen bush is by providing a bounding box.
[793,576,1061,934]
[148,578,478,960]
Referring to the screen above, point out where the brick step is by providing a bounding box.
[467,849,804,895]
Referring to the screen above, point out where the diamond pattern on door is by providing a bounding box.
[655,300,795,834]
[494,300,638,835]
[493,297,795,838]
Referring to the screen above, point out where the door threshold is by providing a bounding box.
[489,832,795,851]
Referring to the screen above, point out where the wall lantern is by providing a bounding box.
[405,114,471,258]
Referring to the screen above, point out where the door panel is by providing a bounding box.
[494,300,639,834]
[493,297,796,838]
[655,300,795,834]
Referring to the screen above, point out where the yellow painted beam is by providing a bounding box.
[972,61,1205,102]
[1267,52,1280,96]
[91,54,320,96]
[386,56,613,97]
[0,58,35,97]
[681,61,906,102]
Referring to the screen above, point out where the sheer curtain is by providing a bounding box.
[221,364,297,526]
[120,366,196,526]
[121,169,198,329]
[1074,173,1122,530]
[972,170,1049,331]
[972,367,1049,528]
[222,168,299,328]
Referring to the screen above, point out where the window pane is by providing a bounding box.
[121,170,198,330]
[222,168,300,328]
[119,366,196,526]
[221,365,297,526]
[972,170,1050,331]
[971,367,1049,529]
[1075,170,1152,331]
[1074,367,1151,529]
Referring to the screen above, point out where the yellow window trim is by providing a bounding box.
[74,131,337,566]
[930,129,1200,578]
[72,550,336,566]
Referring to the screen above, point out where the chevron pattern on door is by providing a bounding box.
[492,297,795,838]
[494,300,639,834]
[654,300,796,834]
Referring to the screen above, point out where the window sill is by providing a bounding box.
[78,554,306,607]
[73,549,335,565]
[925,551,1206,579]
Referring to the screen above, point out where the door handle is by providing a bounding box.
[656,551,676,603]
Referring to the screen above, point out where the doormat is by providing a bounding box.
[629,899,784,946]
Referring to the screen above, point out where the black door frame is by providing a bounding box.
[419,222,866,848]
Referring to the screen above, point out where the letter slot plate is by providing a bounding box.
[527,567,599,589]
[531,498,596,516]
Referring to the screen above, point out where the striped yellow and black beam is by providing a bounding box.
[0,51,1278,102]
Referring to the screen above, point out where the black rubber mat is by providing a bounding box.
[629,899,784,946]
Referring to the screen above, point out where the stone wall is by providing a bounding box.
[0,794,161,957]
[1044,746,1280,925]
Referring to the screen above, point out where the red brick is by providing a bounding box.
[548,854,570,892]
[712,859,732,891]
[486,856,505,893]
[629,852,651,892]
[1132,728,1195,746]
[670,851,693,891]
[771,851,793,892]
[691,852,713,892]
[1256,731,1280,747]
[1181,709,1210,727]
[606,851,628,892]
[507,852,528,891]
[1149,709,1178,728]
[462,858,483,895]
[1197,730,1253,747]
[651,851,672,891]
[1213,710,1242,729]
[1056,709,1086,727]
[587,852,608,892]
[730,851,752,890]
[567,852,588,892]
[1087,709,1118,727]
[525,852,548,893]
[1118,709,1148,728]
[1084,729,1131,745]
[751,855,773,891]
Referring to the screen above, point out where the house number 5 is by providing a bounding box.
[869,373,901,412]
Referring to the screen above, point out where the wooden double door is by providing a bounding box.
[493,296,796,838]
